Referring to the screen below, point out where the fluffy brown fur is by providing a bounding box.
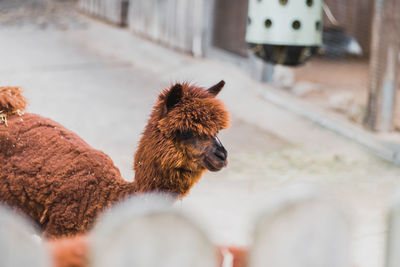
[0,82,229,238]
[0,86,27,114]
[0,86,27,125]
[220,246,248,267]
[134,81,229,195]
[50,236,89,267]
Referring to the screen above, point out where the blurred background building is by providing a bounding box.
[78,0,399,135]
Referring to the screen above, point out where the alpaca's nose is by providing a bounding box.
[214,147,227,161]
[213,136,227,161]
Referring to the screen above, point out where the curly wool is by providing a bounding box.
[0,83,229,238]
[0,86,27,115]
[157,83,229,137]
[0,112,131,237]
[134,83,229,195]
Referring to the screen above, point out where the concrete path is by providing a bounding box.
[1,10,400,267]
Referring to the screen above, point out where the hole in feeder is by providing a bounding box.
[315,21,321,31]
[248,17,252,25]
[292,20,301,30]
[306,0,313,7]
[264,19,272,28]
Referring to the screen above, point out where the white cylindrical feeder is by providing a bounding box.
[246,0,323,65]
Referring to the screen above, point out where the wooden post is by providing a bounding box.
[365,0,399,131]
[0,206,49,267]
[247,187,350,267]
[386,194,400,267]
[90,194,218,267]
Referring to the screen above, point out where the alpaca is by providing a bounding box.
[0,82,229,238]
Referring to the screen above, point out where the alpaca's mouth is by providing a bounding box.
[202,138,228,172]
[203,157,227,172]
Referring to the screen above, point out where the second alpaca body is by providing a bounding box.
[0,82,229,238]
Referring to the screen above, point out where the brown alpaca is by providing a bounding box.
[0,82,229,238]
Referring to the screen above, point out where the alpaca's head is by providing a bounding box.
[156,81,229,172]
[158,81,229,171]
[134,81,229,195]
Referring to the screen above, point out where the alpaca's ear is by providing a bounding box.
[165,83,183,112]
[207,80,225,96]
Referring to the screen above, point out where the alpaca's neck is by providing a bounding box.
[113,180,138,200]
[133,164,204,197]
[118,123,206,199]
[106,166,203,205]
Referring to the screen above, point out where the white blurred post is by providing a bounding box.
[385,193,400,267]
[90,194,218,267]
[0,206,49,267]
[248,188,350,267]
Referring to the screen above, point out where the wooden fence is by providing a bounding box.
[77,0,210,56]
[127,0,209,56]
[4,189,400,267]
[78,0,129,26]
[323,0,373,57]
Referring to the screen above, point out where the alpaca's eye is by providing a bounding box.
[178,130,194,141]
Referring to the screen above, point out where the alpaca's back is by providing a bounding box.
[0,113,126,237]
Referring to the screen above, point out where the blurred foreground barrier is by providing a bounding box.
[386,194,400,267]
[248,188,351,267]
[78,0,129,26]
[128,0,209,56]
[90,194,218,267]
[0,206,49,267]
[0,191,353,267]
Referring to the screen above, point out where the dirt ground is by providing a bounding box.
[291,57,400,131]
[0,0,84,29]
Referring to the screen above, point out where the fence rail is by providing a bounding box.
[2,189,400,267]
